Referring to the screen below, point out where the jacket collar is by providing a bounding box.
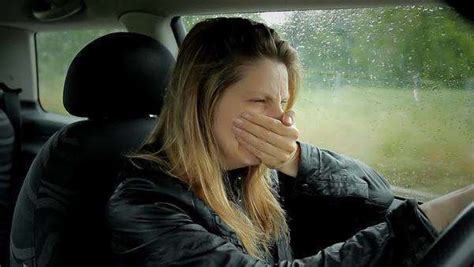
[224,167,248,180]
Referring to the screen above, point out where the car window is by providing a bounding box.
[183,5,474,201]
[36,28,123,115]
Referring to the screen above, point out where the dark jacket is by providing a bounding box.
[107,142,438,266]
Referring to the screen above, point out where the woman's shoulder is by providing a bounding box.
[109,158,195,214]
[106,160,209,255]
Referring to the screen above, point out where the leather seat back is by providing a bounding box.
[10,32,175,267]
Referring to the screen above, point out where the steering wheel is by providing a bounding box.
[418,202,474,267]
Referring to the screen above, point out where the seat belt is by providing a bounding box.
[0,82,22,267]
[0,82,23,183]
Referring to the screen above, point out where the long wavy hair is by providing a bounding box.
[130,17,301,261]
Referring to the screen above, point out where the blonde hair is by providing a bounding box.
[131,17,300,261]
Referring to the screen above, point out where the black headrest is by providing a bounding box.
[64,32,175,118]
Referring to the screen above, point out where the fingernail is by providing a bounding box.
[287,116,293,125]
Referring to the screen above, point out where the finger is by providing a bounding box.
[232,125,290,160]
[234,133,283,168]
[241,112,298,139]
[282,110,296,126]
[233,118,294,153]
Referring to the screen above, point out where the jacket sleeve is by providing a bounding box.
[275,142,395,256]
[281,141,394,209]
[107,178,437,267]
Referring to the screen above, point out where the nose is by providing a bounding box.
[265,102,285,121]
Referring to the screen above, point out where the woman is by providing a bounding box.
[107,17,473,266]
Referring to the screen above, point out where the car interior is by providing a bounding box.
[0,0,472,266]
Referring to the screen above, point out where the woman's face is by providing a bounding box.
[213,58,289,170]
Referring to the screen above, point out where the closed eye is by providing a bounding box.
[251,98,287,106]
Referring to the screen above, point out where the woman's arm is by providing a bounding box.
[419,184,474,232]
[107,178,436,267]
[279,142,394,209]
[274,142,396,257]
[233,111,394,211]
